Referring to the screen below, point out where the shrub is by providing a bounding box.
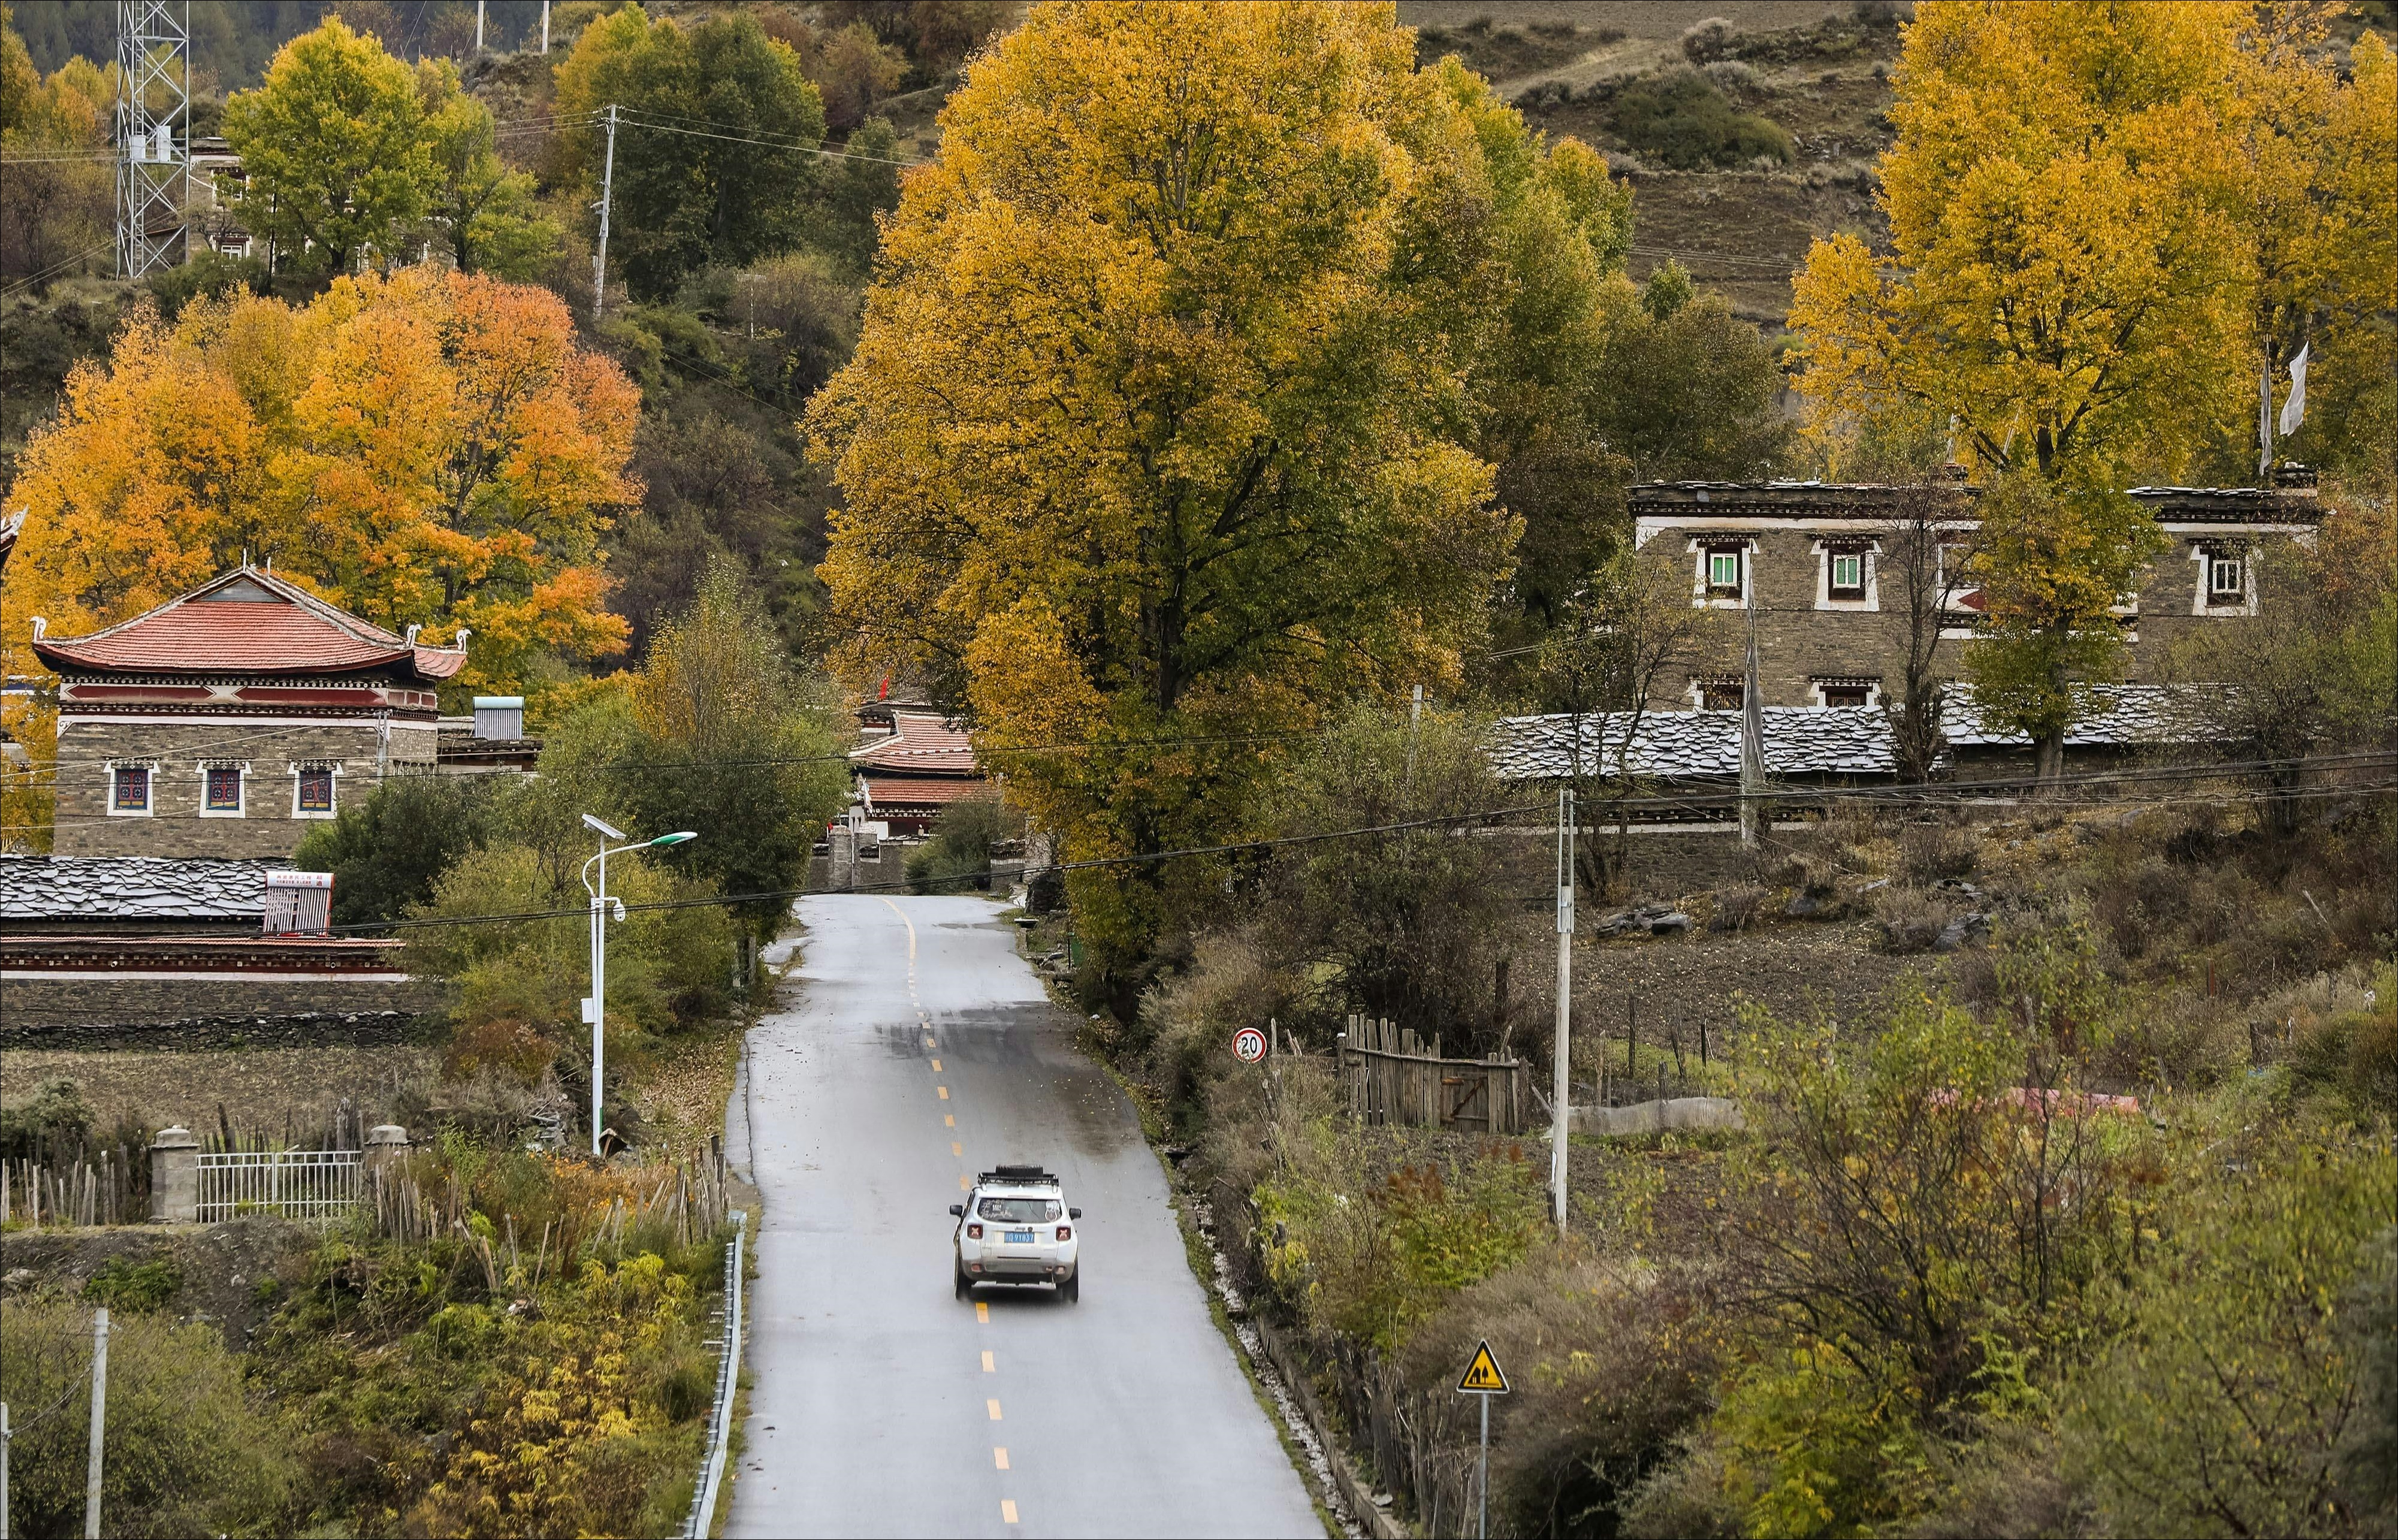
[0,1076,92,1159]
[83,1257,183,1312]
[1712,882,1766,931]
[1680,16,1739,64]
[2286,963,2398,1119]
[904,795,1010,893]
[1871,884,1952,953]
[2062,1127,2396,1538]
[0,1300,289,1536]
[1607,68,1793,170]
[1899,822,1978,883]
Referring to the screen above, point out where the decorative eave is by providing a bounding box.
[29,567,469,684]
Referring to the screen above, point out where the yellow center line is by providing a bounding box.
[959,1173,970,1190]
[987,1399,1002,1421]
[945,1115,955,1127]
[924,1034,935,1047]
[952,1142,963,1156]
[938,1086,949,1100]
[1001,1499,1019,1524]
[993,1447,1009,1470]
[976,1300,989,1322]
[982,1349,995,1373]
[931,1059,942,1071]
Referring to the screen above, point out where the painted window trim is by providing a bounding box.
[2189,541,2258,616]
[1687,676,1747,712]
[1808,677,1883,709]
[290,760,341,820]
[1687,537,1756,609]
[105,759,158,817]
[198,759,250,818]
[1810,539,1881,611]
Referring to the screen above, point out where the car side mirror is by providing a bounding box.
[948,1204,964,1218]
[1068,1207,1082,1220]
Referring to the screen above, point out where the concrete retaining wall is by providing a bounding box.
[1568,1096,1746,1137]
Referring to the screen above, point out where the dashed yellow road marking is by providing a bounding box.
[931,1059,942,1071]
[952,1142,963,1156]
[994,1447,1009,1470]
[987,1399,1002,1420]
[945,1115,955,1127]
[976,1301,989,1322]
[938,1086,949,1100]
[925,1034,935,1047]
[1001,1499,1019,1524]
[981,1349,995,1372]
[959,1173,970,1190]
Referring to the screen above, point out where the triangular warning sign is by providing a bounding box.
[1457,1339,1510,1394]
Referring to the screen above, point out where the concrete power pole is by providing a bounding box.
[1550,786,1574,1230]
[542,0,551,53]
[592,104,618,321]
[475,0,485,52]
[1739,602,1765,848]
[115,0,189,279]
[82,1308,107,1540]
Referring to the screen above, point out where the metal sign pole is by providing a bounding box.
[1477,1391,1490,1539]
[3,1399,12,1540]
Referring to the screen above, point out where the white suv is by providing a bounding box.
[952,1165,1082,1302]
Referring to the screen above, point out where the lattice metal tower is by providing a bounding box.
[116,0,190,278]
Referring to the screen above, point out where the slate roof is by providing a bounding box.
[1488,687,2182,781]
[851,711,978,776]
[0,856,291,920]
[32,568,467,681]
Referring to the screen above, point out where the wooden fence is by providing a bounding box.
[1334,1016,1526,1136]
[1,1151,141,1228]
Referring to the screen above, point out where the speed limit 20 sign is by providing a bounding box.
[1232,1026,1268,1063]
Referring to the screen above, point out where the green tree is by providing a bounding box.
[221,16,433,276]
[552,5,828,300]
[619,560,853,928]
[418,58,559,279]
[293,773,497,926]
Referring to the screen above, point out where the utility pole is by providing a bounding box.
[592,104,618,322]
[1403,683,1423,802]
[83,1308,107,1540]
[2,1399,12,1540]
[1550,786,1574,1230]
[541,0,551,53]
[475,0,485,52]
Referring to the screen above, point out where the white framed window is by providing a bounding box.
[2208,554,2245,602]
[1690,538,1754,608]
[107,761,156,817]
[291,762,340,819]
[1708,549,1742,591]
[1810,678,1881,709]
[199,761,248,817]
[1831,552,1864,593]
[1694,677,1745,712]
[2188,542,2255,615]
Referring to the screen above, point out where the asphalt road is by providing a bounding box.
[724,895,1322,1539]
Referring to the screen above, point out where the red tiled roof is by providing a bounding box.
[861,776,990,811]
[32,569,467,682]
[851,711,979,775]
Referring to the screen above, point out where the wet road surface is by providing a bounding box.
[724,895,1321,1539]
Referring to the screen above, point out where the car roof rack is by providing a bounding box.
[979,1164,1059,1187]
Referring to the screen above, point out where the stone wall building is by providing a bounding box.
[850,700,986,837]
[31,566,467,858]
[1629,469,2325,711]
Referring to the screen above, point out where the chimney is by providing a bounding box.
[473,695,524,739]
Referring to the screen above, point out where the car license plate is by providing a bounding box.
[1005,1229,1035,1245]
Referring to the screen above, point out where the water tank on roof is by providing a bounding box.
[472,696,524,739]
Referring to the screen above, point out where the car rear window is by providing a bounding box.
[978,1197,1062,1223]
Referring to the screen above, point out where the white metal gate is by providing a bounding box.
[194,1149,363,1222]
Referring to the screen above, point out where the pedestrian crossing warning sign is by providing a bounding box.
[1457,1339,1510,1394]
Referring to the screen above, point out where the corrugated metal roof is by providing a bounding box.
[0,856,292,920]
[32,568,467,681]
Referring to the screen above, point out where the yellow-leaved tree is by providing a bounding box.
[811,1,1633,982]
[4,268,641,699]
[1789,1,2389,778]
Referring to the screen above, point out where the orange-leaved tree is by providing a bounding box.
[4,267,640,697]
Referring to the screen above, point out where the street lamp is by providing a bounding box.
[580,814,699,1156]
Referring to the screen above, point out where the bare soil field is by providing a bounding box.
[0,1046,436,1138]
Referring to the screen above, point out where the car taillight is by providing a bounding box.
[1056,1226,1070,1242]
[967,1224,983,1239]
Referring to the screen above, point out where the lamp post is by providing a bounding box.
[581,815,698,1157]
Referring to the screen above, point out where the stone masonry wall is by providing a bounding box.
[53,717,438,859]
[1636,527,2314,709]
[0,973,443,1032]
